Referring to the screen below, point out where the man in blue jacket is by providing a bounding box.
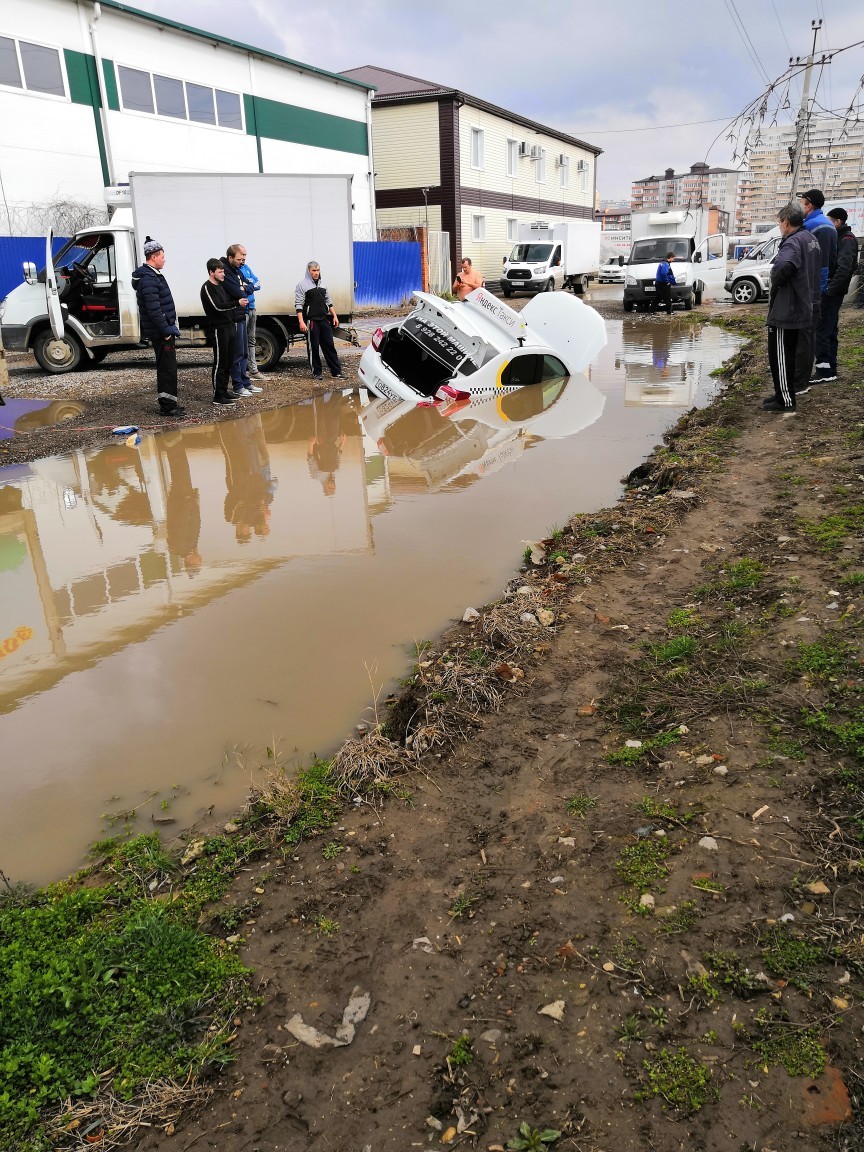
[763,204,821,413]
[220,244,262,398]
[654,252,676,315]
[797,188,837,390]
[132,238,184,418]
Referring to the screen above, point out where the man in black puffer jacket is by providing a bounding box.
[810,207,859,384]
[763,204,821,413]
[132,237,184,418]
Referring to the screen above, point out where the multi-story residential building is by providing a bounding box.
[340,65,601,283]
[596,206,631,231]
[631,163,742,220]
[0,0,375,236]
[737,117,864,231]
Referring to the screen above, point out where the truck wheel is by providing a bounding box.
[33,328,83,373]
[501,285,513,298]
[693,287,703,305]
[255,325,286,371]
[544,279,555,293]
[731,278,759,305]
[573,275,589,295]
[683,294,694,311]
[623,300,634,313]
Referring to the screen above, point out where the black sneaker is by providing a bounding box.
[159,404,187,418]
[809,372,837,383]
[795,385,812,396]
[761,398,795,413]
[213,394,239,405]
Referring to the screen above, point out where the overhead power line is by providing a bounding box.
[577,116,733,135]
[725,0,772,85]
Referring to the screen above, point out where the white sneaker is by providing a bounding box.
[247,383,264,394]
[233,387,253,398]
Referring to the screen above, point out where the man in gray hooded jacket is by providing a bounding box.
[763,204,821,413]
[294,261,342,380]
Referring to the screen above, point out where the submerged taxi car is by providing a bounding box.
[358,287,606,405]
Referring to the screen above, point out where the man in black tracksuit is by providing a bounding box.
[200,259,243,405]
[763,204,821,413]
[132,237,183,417]
[811,207,859,383]
[294,260,343,379]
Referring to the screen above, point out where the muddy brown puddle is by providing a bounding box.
[0,319,741,882]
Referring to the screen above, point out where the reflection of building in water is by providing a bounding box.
[361,375,606,496]
[616,321,714,407]
[0,405,370,711]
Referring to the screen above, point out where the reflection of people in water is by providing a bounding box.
[220,414,276,543]
[86,444,152,526]
[650,328,672,380]
[307,392,347,497]
[162,431,202,573]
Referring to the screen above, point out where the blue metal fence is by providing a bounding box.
[353,241,421,307]
[0,237,69,301]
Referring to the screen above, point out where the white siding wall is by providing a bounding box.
[0,0,373,231]
[372,104,440,188]
[461,205,564,283]
[458,105,594,211]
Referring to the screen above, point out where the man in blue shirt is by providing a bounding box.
[798,188,837,390]
[239,258,262,377]
[654,253,676,315]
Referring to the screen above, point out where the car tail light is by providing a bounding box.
[435,383,470,403]
[371,327,385,350]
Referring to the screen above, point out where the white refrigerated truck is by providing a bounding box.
[623,207,727,312]
[501,219,601,297]
[0,172,355,373]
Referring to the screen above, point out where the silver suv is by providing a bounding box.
[724,234,780,304]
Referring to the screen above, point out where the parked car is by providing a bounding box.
[724,234,780,304]
[598,259,626,284]
[358,287,607,406]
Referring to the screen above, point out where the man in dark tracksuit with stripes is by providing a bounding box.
[295,261,343,379]
[200,259,242,406]
[763,204,821,414]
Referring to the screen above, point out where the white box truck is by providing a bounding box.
[623,207,727,312]
[501,220,601,297]
[0,172,355,374]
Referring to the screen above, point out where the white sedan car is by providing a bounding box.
[358,287,607,407]
[598,260,626,284]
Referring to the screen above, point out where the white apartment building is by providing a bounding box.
[341,66,601,284]
[737,117,864,232]
[631,163,742,220]
[0,0,375,235]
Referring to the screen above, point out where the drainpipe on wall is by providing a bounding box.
[88,2,116,186]
[365,90,377,240]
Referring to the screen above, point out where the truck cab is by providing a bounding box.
[502,239,564,296]
[622,209,727,312]
[1,226,146,372]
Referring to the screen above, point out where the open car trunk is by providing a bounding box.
[379,329,456,397]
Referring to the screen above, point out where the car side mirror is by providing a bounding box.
[693,251,702,264]
[618,257,625,266]
[23,261,37,284]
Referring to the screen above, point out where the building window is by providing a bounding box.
[506,138,518,178]
[577,159,589,192]
[470,127,485,170]
[559,156,569,188]
[117,65,243,130]
[0,36,65,97]
[535,148,546,183]
[506,217,518,242]
[472,214,486,242]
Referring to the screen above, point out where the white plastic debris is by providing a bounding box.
[462,607,480,623]
[286,986,371,1049]
[698,836,719,851]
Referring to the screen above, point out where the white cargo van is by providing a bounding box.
[623,208,727,312]
[0,172,354,374]
[501,220,601,297]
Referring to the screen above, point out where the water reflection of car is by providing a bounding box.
[0,398,85,440]
[358,287,606,406]
[361,373,606,490]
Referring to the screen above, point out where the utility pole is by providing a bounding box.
[788,19,823,198]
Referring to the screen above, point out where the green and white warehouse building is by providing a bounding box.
[0,0,375,234]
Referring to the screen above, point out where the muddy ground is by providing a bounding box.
[9,303,864,1152]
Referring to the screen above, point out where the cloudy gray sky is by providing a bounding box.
[129,0,864,198]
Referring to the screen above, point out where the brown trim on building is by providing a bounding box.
[376,185,593,221]
[438,99,461,272]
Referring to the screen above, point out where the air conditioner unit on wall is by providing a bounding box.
[555,153,566,167]
[518,141,530,157]
[530,145,543,159]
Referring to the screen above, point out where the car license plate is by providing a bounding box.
[373,375,397,402]
[644,285,656,293]
[376,395,400,416]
